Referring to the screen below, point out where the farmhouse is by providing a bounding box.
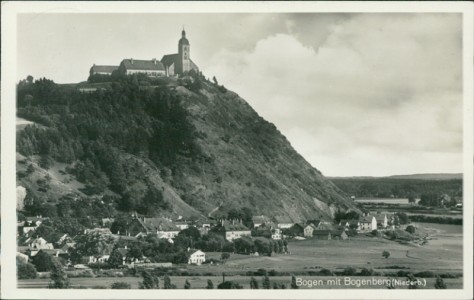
[271,227,282,240]
[287,223,305,237]
[221,220,251,241]
[274,216,294,229]
[252,215,271,228]
[359,216,377,232]
[339,219,360,231]
[28,237,54,250]
[187,249,206,265]
[303,224,317,237]
[125,217,180,238]
[331,230,348,240]
[373,214,389,229]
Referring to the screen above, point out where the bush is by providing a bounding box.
[382,250,390,259]
[414,271,435,278]
[18,262,38,279]
[217,281,243,289]
[359,268,375,276]
[342,267,357,276]
[318,268,335,276]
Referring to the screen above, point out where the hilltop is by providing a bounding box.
[16,73,359,223]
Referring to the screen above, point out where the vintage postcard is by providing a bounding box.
[1,1,473,299]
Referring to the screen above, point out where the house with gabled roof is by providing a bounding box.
[372,214,389,229]
[359,216,377,232]
[252,215,271,228]
[90,65,118,76]
[274,216,294,229]
[126,217,180,238]
[304,224,318,237]
[187,249,206,265]
[331,230,348,240]
[220,220,251,241]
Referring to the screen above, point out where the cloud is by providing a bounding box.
[206,14,462,176]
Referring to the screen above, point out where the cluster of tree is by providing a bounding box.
[334,209,360,223]
[232,236,286,256]
[331,178,462,199]
[408,215,462,225]
[17,75,206,216]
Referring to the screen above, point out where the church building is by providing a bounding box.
[161,29,199,76]
[88,29,199,79]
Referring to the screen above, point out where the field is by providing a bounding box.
[18,223,463,289]
[18,276,462,289]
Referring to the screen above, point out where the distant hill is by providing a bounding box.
[16,74,359,223]
[387,173,462,180]
[329,173,462,181]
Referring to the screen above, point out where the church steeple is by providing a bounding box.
[178,28,191,74]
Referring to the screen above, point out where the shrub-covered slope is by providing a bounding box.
[16,74,359,222]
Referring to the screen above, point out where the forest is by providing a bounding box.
[17,73,205,219]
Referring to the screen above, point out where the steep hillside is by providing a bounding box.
[16,74,359,222]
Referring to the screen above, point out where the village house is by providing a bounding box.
[359,216,377,232]
[89,65,118,76]
[303,224,317,238]
[331,230,348,240]
[174,221,189,231]
[21,216,49,234]
[274,216,294,229]
[252,215,271,228]
[271,227,282,240]
[28,237,54,250]
[221,220,251,241]
[373,214,389,229]
[102,218,115,227]
[187,249,206,265]
[84,228,112,235]
[339,219,360,231]
[125,217,180,238]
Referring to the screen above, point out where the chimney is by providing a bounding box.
[152,58,157,64]
[131,58,134,64]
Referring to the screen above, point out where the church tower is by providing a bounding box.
[178,29,191,74]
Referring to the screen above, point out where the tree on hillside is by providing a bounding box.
[291,275,299,289]
[406,274,419,289]
[382,250,391,259]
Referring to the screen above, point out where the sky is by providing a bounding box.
[16,13,463,177]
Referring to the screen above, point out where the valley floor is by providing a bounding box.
[18,223,463,289]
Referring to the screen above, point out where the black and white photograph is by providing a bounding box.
[1,1,473,299]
